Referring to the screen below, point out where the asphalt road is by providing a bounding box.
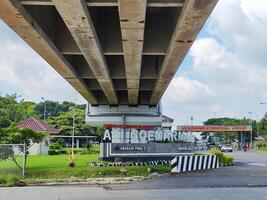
[226,151,267,166]
[1,186,267,200]
[108,151,267,190]
[0,152,267,200]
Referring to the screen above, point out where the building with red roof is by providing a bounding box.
[17,118,59,155]
[17,117,59,133]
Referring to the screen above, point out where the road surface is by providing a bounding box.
[0,152,267,200]
[108,151,267,189]
[1,186,267,200]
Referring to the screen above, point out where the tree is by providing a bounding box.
[201,117,255,142]
[258,114,267,141]
[0,94,38,125]
[46,107,102,137]
[0,126,45,170]
[34,100,86,118]
[0,116,11,128]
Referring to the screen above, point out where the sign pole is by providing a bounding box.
[250,129,253,150]
[22,142,26,177]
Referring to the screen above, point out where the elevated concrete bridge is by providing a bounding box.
[0,0,218,125]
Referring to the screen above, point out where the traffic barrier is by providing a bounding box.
[171,155,219,173]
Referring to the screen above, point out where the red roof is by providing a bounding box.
[17,117,59,133]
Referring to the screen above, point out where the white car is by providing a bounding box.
[220,144,233,152]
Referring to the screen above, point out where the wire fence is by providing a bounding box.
[0,144,25,177]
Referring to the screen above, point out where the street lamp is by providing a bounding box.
[41,97,46,122]
[249,112,259,137]
[69,105,76,158]
[248,112,253,149]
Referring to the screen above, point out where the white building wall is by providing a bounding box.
[28,136,50,155]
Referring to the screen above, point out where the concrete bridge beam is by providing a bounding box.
[0,0,98,104]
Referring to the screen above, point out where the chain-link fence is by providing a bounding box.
[0,144,25,177]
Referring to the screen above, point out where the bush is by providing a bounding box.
[48,149,60,155]
[220,155,233,166]
[0,174,7,184]
[209,147,224,160]
[5,174,19,187]
[49,143,61,150]
[209,147,233,166]
[80,146,100,155]
[59,149,68,154]
[80,148,90,155]
[256,142,267,149]
[48,145,100,155]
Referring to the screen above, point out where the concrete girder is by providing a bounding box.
[149,0,218,105]
[0,0,98,104]
[52,0,118,105]
[19,0,184,7]
[118,0,147,105]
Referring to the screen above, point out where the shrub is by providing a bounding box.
[59,149,67,154]
[209,147,224,160]
[224,155,233,164]
[208,147,233,166]
[80,148,90,155]
[0,174,7,184]
[256,142,267,149]
[5,174,19,187]
[49,143,61,150]
[48,149,60,155]
[220,155,233,166]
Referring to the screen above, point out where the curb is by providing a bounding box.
[0,176,145,187]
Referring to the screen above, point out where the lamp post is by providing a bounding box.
[249,114,253,149]
[249,112,259,137]
[41,97,46,122]
[70,105,76,158]
[248,112,259,150]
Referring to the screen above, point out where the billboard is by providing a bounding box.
[177,125,252,132]
[100,124,198,160]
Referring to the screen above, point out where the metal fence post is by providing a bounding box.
[22,142,26,177]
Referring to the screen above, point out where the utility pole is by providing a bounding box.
[249,112,259,137]
[72,109,75,157]
[248,112,253,150]
[71,93,77,157]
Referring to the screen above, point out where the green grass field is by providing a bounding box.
[0,154,170,179]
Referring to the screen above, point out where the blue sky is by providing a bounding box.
[1,0,267,126]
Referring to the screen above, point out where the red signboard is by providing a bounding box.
[177,125,252,132]
[104,124,155,129]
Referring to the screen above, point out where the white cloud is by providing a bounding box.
[0,21,84,103]
[163,0,267,125]
[1,1,267,126]
[163,76,215,106]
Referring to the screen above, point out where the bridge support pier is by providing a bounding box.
[85,103,162,126]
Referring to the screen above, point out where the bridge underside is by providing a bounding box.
[0,0,217,106]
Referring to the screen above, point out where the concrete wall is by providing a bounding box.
[28,137,50,155]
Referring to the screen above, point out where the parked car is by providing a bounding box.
[207,143,216,150]
[220,144,233,152]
